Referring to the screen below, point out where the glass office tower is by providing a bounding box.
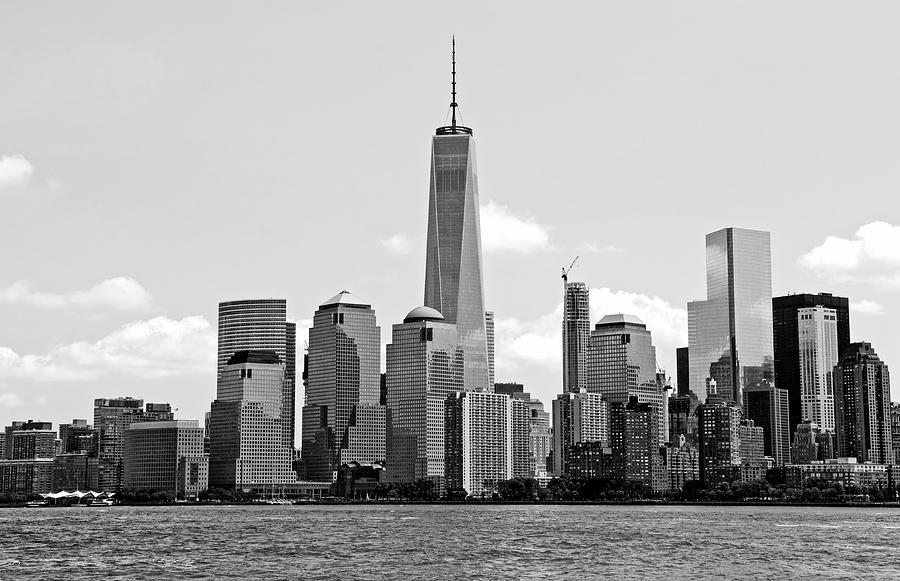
[423,45,489,392]
[385,306,463,485]
[301,291,385,481]
[217,299,296,450]
[687,228,774,406]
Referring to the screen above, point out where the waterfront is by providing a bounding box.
[2,504,899,579]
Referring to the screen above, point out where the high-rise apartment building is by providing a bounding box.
[486,311,495,389]
[301,291,385,481]
[609,398,663,490]
[0,420,56,495]
[833,342,893,464]
[94,398,173,491]
[798,307,839,432]
[217,299,296,450]
[586,314,667,447]
[209,350,295,489]
[688,228,774,406]
[385,306,463,486]
[494,383,552,476]
[697,398,743,487]
[772,293,850,437]
[444,390,529,497]
[743,383,791,466]
[552,391,609,475]
[892,403,900,465]
[563,281,591,393]
[423,44,490,392]
[124,420,207,498]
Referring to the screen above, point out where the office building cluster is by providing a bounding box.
[2,47,900,500]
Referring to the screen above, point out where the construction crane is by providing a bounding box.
[561,256,579,283]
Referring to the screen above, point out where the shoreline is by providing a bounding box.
[5,499,899,509]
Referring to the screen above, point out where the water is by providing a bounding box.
[2,504,899,579]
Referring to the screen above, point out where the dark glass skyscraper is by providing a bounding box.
[687,228,774,406]
[772,293,850,436]
[423,42,489,391]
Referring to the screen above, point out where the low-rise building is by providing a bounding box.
[785,457,893,488]
[124,420,206,498]
[52,453,99,491]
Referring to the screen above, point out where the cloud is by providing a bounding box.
[799,222,900,287]
[0,155,34,188]
[0,393,23,407]
[480,200,551,253]
[0,277,154,311]
[494,287,687,377]
[0,316,215,382]
[579,243,624,254]
[850,300,885,315]
[379,233,412,256]
[589,288,687,352]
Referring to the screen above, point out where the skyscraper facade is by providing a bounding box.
[217,299,296,450]
[772,293,850,437]
[385,306,463,486]
[552,391,609,475]
[563,281,591,393]
[743,383,791,465]
[495,383,553,477]
[0,421,55,495]
[209,350,295,489]
[688,227,774,406]
[444,390,528,497]
[301,291,385,481]
[798,306,839,432]
[423,47,490,392]
[697,398,743,487]
[124,420,207,498]
[676,346,690,397]
[833,342,893,464]
[586,314,666,447]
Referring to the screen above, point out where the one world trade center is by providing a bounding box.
[423,39,490,391]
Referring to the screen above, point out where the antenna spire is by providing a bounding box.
[435,36,472,136]
[451,36,457,129]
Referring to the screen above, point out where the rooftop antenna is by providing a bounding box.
[451,35,458,130]
[437,37,472,135]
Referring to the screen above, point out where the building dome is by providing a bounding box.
[403,306,445,323]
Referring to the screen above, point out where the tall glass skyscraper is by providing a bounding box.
[385,306,463,485]
[423,43,490,392]
[301,291,385,481]
[687,228,774,406]
[217,299,296,449]
[563,281,591,393]
[586,314,667,446]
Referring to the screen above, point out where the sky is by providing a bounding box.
[1,1,899,436]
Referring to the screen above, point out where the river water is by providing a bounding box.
[2,504,899,579]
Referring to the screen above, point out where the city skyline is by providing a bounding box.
[2,3,900,433]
